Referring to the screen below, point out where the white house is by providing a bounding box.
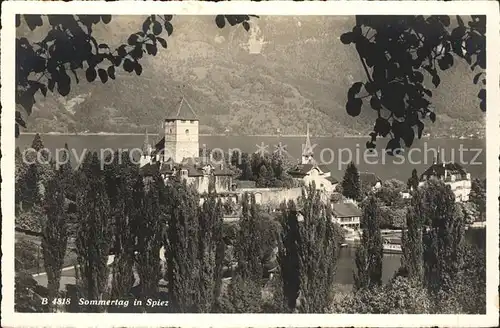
[331,202,362,230]
[418,161,471,202]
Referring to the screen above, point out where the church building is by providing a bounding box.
[139,97,233,194]
[287,124,338,194]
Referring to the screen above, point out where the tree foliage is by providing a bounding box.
[278,184,338,313]
[41,171,69,305]
[74,152,112,311]
[418,179,465,296]
[341,15,486,152]
[401,203,424,282]
[468,178,486,221]
[407,168,420,191]
[341,162,362,201]
[354,195,383,290]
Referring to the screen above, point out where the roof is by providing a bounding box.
[331,202,362,218]
[359,172,382,187]
[326,176,338,184]
[420,162,468,181]
[317,165,331,174]
[139,162,161,177]
[165,97,199,121]
[154,159,233,177]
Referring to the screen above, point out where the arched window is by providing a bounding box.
[185,129,189,135]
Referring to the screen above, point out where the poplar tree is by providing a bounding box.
[41,171,68,307]
[136,174,163,303]
[419,179,465,296]
[278,184,338,313]
[341,162,362,201]
[166,179,201,312]
[236,193,264,281]
[401,194,424,282]
[354,195,383,290]
[75,152,112,311]
[197,189,224,312]
[407,168,420,192]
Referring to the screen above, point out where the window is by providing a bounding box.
[169,128,173,134]
[185,129,189,135]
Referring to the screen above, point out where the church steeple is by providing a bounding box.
[301,123,314,165]
[140,129,153,168]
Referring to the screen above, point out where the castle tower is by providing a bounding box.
[139,129,153,168]
[164,97,200,163]
[301,123,314,165]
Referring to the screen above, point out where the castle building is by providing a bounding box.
[139,97,233,194]
[418,159,472,202]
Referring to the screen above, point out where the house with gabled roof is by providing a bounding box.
[418,158,471,202]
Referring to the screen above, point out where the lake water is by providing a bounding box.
[16,135,486,182]
[334,227,485,285]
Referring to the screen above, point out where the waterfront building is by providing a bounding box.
[331,202,362,230]
[418,160,472,202]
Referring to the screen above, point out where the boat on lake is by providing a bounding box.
[383,237,403,254]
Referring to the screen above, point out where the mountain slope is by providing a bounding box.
[19,15,485,137]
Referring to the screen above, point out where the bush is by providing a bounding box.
[15,239,41,272]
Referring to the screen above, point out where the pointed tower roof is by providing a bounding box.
[142,129,152,154]
[303,123,313,156]
[165,96,199,121]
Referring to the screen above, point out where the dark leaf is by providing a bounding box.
[242,21,250,32]
[456,15,465,27]
[215,15,226,29]
[477,89,485,100]
[101,15,112,24]
[16,15,21,27]
[40,84,47,97]
[48,79,56,92]
[123,59,134,73]
[25,15,43,31]
[15,124,20,138]
[417,120,424,138]
[411,71,424,84]
[57,71,71,97]
[134,62,143,76]
[431,74,441,87]
[85,67,97,82]
[164,15,173,22]
[157,37,167,49]
[370,96,382,110]
[480,99,486,112]
[152,21,162,36]
[16,111,27,128]
[146,44,157,56]
[374,117,390,137]
[340,32,355,45]
[164,22,173,36]
[385,138,401,156]
[128,34,139,45]
[98,69,108,83]
[98,43,109,49]
[107,66,116,80]
[348,82,364,99]
[117,45,127,57]
[346,98,362,117]
[422,88,432,97]
[401,127,415,147]
[438,15,451,27]
[429,112,436,123]
[142,17,151,33]
[437,53,454,71]
[473,72,483,85]
[366,141,376,149]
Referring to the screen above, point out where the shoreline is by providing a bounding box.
[18,132,483,140]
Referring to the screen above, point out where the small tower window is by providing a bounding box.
[169,128,173,134]
[185,129,189,135]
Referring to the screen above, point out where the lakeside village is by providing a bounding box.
[15,97,487,313]
[138,97,484,252]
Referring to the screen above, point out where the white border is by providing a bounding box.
[2,1,499,327]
